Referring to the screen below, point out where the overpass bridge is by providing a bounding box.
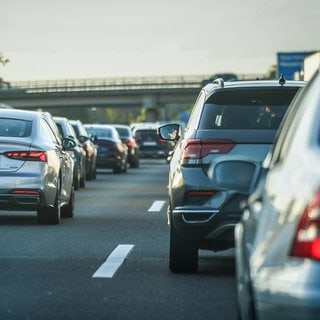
[0,74,263,121]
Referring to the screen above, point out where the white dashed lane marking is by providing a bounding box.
[148,200,166,212]
[92,244,135,278]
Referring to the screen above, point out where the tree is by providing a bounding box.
[0,52,9,66]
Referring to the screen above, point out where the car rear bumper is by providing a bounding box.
[171,206,242,250]
[0,193,41,210]
[253,260,320,320]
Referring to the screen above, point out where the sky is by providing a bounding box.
[1,0,319,81]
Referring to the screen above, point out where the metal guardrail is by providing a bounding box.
[4,74,265,94]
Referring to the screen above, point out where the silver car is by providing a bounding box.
[209,69,320,319]
[0,109,76,224]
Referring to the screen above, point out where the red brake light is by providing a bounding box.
[12,190,40,195]
[290,190,320,259]
[5,151,47,162]
[181,139,235,160]
[126,140,134,147]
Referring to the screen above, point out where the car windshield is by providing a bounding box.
[0,118,32,137]
[200,88,299,130]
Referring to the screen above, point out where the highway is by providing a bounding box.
[0,159,236,320]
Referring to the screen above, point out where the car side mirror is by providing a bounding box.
[208,157,261,194]
[158,124,180,141]
[62,137,77,150]
[79,135,89,143]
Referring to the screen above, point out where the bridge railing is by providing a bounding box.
[5,74,265,94]
[8,75,210,93]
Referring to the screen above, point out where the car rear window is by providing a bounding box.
[135,129,159,141]
[0,118,32,137]
[115,127,129,137]
[200,87,300,130]
[86,127,112,138]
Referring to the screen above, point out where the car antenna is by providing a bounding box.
[279,74,286,86]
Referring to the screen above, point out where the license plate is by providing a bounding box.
[143,141,157,146]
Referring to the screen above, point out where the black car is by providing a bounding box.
[113,124,140,168]
[84,124,128,174]
[70,119,97,180]
[54,117,87,190]
[158,76,305,273]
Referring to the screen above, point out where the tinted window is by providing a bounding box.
[0,118,32,137]
[115,127,130,137]
[200,88,299,130]
[85,127,112,138]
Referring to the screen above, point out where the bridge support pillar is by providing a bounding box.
[143,95,159,122]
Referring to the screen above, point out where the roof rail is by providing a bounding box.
[213,78,224,87]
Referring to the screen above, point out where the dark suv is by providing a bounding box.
[133,126,174,158]
[158,76,305,273]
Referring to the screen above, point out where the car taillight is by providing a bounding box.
[184,190,216,205]
[12,190,40,195]
[290,189,320,260]
[5,151,47,162]
[181,139,235,160]
[126,140,134,147]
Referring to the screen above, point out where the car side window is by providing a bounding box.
[269,87,309,167]
[186,90,206,130]
[40,118,60,145]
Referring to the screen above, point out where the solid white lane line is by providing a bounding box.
[92,244,134,278]
[148,200,166,212]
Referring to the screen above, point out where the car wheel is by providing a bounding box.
[37,186,61,225]
[61,186,75,218]
[169,222,198,273]
[86,163,94,180]
[80,175,86,188]
[113,165,122,174]
[93,165,97,179]
[123,160,128,173]
[74,171,80,190]
[130,158,140,168]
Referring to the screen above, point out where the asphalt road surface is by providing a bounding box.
[0,159,236,320]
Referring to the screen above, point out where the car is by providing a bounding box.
[113,124,140,168]
[133,125,174,158]
[84,124,128,173]
[201,72,238,86]
[207,69,320,319]
[158,75,306,273]
[0,109,76,224]
[54,117,87,190]
[69,119,97,180]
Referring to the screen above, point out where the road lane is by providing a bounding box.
[92,244,135,278]
[0,159,236,320]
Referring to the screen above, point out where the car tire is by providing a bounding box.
[169,222,198,273]
[131,160,140,168]
[37,188,61,225]
[80,175,86,188]
[74,171,80,190]
[86,163,94,180]
[61,186,75,218]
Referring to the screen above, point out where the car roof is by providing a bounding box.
[0,108,42,121]
[203,78,306,95]
[84,123,115,129]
